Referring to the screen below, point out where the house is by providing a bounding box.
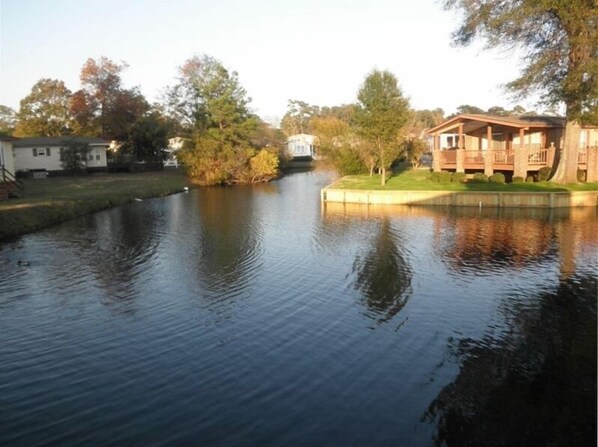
[13,137,110,175]
[425,114,598,181]
[0,136,22,199]
[287,134,318,159]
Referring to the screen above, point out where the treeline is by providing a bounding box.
[278,90,541,182]
[0,55,285,185]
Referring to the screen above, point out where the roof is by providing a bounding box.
[13,136,110,148]
[425,114,566,135]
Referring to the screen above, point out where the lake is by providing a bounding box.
[1,170,596,446]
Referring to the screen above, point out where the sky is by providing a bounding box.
[0,0,539,125]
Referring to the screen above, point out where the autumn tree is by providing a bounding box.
[171,55,270,185]
[72,57,148,140]
[0,105,16,136]
[444,0,598,183]
[15,79,72,137]
[354,70,411,185]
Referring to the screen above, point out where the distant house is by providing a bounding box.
[425,114,598,181]
[287,134,318,159]
[13,137,110,175]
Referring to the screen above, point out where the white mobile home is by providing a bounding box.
[287,134,318,159]
[13,137,110,175]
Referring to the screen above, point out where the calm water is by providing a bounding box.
[1,170,596,446]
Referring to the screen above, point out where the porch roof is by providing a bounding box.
[425,114,566,135]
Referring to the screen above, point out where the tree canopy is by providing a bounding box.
[15,79,72,137]
[355,70,411,185]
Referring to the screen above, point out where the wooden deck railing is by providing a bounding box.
[528,148,549,165]
[492,150,515,164]
[464,150,484,164]
[440,150,456,164]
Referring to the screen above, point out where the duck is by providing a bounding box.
[17,260,30,266]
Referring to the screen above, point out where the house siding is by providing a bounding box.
[1,141,15,174]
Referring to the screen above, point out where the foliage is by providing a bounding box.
[456,104,484,115]
[489,172,506,184]
[72,57,148,140]
[249,149,279,183]
[404,138,428,168]
[472,172,489,183]
[577,169,587,182]
[355,70,411,185]
[538,166,553,182]
[451,172,466,183]
[512,176,525,183]
[60,141,91,174]
[526,175,535,183]
[15,79,72,137]
[169,55,263,185]
[0,105,17,136]
[429,171,452,183]
[122,111,170,159]
[444,0,598,183]
[280,100,318,136]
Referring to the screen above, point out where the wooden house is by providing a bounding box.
[425,114,598,181]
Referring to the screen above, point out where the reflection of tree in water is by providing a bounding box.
[425,273,597,446]
[351,217,412,324]
[194,186,263,297]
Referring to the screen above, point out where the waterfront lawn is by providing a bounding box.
[331,168,598,192]
[0,170,191,239]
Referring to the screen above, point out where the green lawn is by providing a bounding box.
[0,170,191,240]
[330,167,598,192]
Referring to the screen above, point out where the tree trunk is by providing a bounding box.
[551,120,580,184]
[381,167,386,186]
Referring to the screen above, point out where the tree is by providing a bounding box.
[456,104,485,115]
[60,140,91,174]
[15,79,72,137]
[72,57,148,140]
[487,106,509,116]
[123,110,170,159]
[354,70,411,185]
[0,105,16,136]
[280,100,318,136]
[172,55,263,185]
[444,0,598,183]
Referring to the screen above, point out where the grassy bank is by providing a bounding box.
[0,170,192,240]
[331,167,598,192]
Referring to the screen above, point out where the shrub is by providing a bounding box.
[577,169,586,182]
[428,171,452,183]
[472,172,489,183]
[489,173,506,184]
[538,166,552,182]
[512,176,525,183]
[451,172,466,183]
[526,175,535,183]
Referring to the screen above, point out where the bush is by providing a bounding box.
[489,173,506,184]
[428,171,452,183]
[577,169,586,182]
[512,176,525,183]
[451,172,466,183]
[472,172,489,183]
[526,175,535,183]
[538,166,552,182]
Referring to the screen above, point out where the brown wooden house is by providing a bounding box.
[425,114,598,181]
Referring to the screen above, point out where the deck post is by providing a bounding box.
[587,146,598,182]
[456,148,465,173]
[514,128,528,179]
[485,125,494,176]
[432,134,441,172]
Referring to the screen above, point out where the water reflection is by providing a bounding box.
[424,273,597,447]
[192,186,264,300]
[350,217,412,325]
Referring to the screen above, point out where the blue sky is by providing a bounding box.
[1,0,537,124]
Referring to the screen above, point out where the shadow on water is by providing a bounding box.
[350,217,412,325]
[424,273,597,447]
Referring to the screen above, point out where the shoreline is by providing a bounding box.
[0,171,191,241]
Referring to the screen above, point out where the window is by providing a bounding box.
[32,148,38,157]
[46,148,51,156]
[96,155,100,161]
[88,154,93,161]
